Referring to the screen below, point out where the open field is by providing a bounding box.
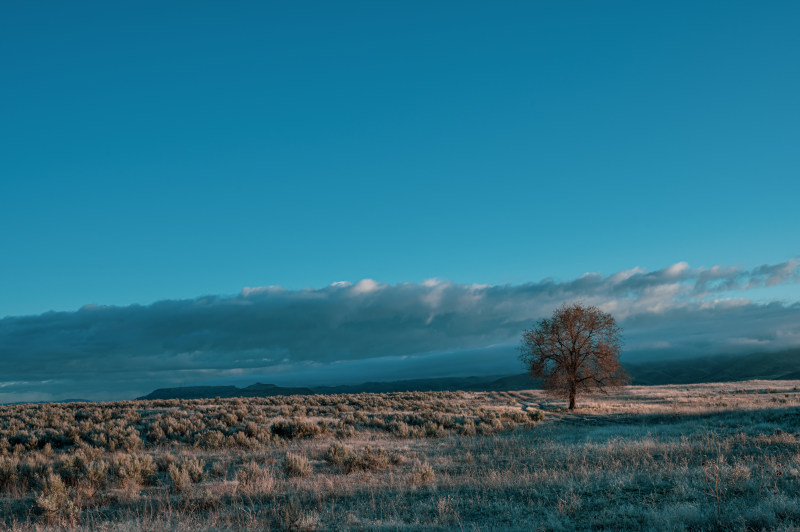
[1,381,799,530]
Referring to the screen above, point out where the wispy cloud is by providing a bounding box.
[1,259,798,401]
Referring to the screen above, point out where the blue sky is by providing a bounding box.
[1,3,799,400]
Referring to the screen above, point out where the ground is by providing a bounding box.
[1,380,799,530]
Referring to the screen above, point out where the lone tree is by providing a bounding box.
[519,302,629,410]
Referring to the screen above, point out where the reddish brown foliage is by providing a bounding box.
[520,303,629,409]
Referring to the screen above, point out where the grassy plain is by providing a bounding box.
[1,380,799,530]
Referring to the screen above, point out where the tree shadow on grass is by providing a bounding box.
[552,404,800,433]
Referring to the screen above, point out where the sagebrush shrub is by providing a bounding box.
[181,456,205,483]
[156,453,177,473]
[85,460,109,489]
[169,464,191,494]
[114,453,156,486]
[237,460,275,495]
[343,446,395,473]
[527,409,546,422]
[423,422,446,438]
[197,429,225,449]
[324,442,353,466]
[36,473,78,526]
[412,462,435,484]
[459,419,477,436]
[389,421,411,438]
[0,457,20,493]
[284,453,312,478]
[335,424,356,439]
[271,420,321,440]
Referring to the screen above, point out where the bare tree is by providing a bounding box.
[519,302,629,410]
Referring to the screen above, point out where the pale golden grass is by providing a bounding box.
[0,380,798,530]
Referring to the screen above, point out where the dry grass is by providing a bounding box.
[1,380,799,530]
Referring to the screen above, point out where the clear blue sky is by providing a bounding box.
[2,1,798,318]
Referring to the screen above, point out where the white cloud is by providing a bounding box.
[351,278,382,295]
[241,285,284,297]
[607,266,645,285]
[729,337,771,346]
[665,261,690,277]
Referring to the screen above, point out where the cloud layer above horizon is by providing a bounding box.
[2,259,799,402]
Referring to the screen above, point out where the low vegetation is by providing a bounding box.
[0,382,798,530]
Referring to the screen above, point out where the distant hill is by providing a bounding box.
[137,348,800,400]
[137,374,538,400]
[313,375,534,394]
[625,348,800,385]
[4,398,90,405]
[139,383,316,400]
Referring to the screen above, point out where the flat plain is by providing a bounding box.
[1,380,799,530]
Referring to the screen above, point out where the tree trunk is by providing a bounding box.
[568,387,576,410]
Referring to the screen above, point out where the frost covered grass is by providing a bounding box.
[0,381,798,530]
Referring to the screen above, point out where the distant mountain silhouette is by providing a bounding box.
[137,374,537,400]
[137,348,800,400]
[139,383,316,400]
[625,348,800,385]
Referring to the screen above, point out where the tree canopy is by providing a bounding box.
[519,302,629,409]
